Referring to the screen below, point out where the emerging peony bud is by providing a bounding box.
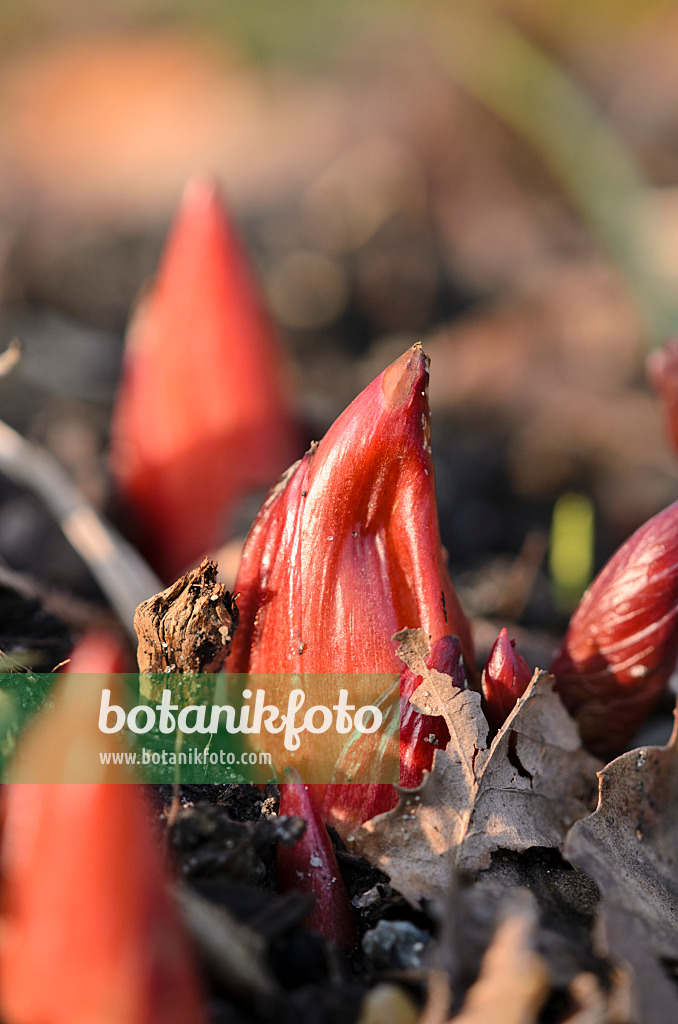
[0,633,207,1024]
[229,343,473,677]
[228,344,473,817]
[110,175,297,580]
[550,500,678,758]
[481,627,532,732]
[277,774,356,947]
[648,338,678,457]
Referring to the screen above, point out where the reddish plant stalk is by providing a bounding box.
[277,775,357,947]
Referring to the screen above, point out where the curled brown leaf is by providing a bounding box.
[352,629,599,905]
[564,707,678,1024]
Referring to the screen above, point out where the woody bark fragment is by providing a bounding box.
[134,557,238,702]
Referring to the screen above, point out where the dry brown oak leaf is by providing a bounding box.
[354,628,600,905]
[564,707,678,1024]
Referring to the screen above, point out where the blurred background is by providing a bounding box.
[1,0,678,648]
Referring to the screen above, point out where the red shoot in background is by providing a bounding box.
[110,176,297,580]
[551,500,678,758]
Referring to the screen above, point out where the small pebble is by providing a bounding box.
[362,920,431,970]
[355,984,419,1024]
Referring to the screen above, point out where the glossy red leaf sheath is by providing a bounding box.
[227,344,473,818]
[481,627,532,732]
[228,344,473,679]
[110,175,297,580]
[648,338,678,457]
[0,633,207,1024]
[550,500,678,758]
[277,776,356,946]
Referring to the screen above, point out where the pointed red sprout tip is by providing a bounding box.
[381,343,428,408]
[481,627,532,732]
[110,174,297,580]
[9,631,133,784]
[277,779,356,947]
[550,500,678,758]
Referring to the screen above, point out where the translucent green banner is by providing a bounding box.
[2,672,400,785]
